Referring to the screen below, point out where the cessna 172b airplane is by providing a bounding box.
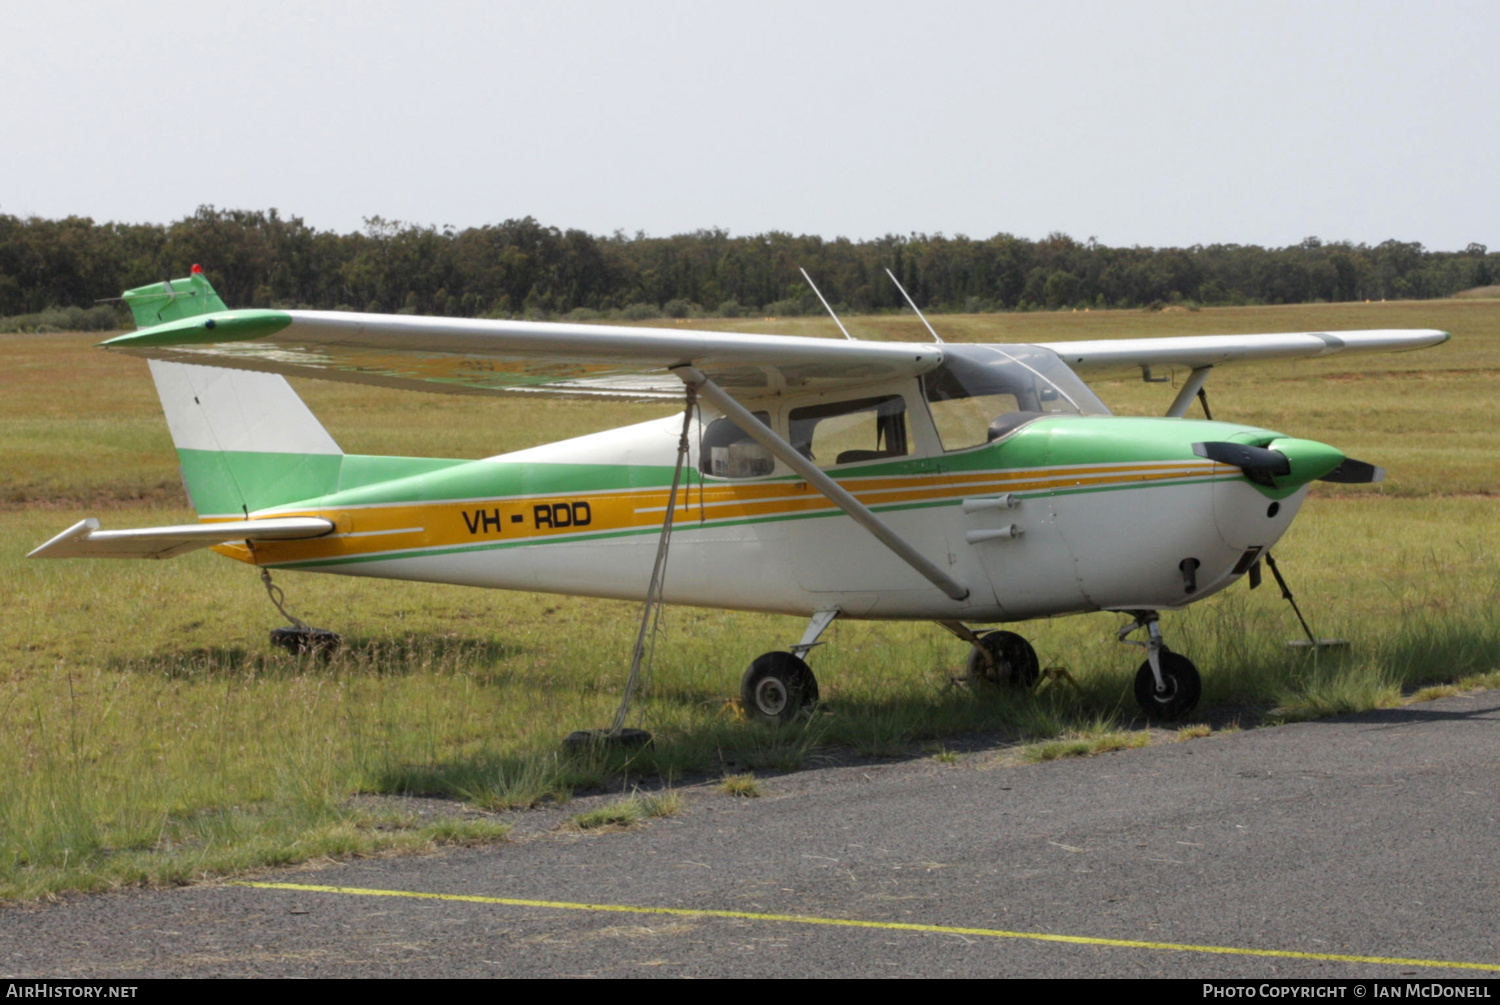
[29,266,1448,722]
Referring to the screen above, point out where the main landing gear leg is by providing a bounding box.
[937,621,1040,689]
[741,609,837,725]
[1118,611,1200,720]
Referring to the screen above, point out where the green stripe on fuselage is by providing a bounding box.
[182,451,470,515]
[276,459,697,512]
[240,414,1294,517]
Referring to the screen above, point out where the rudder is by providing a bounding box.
[149,360,344,517]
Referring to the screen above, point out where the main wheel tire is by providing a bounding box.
[1133,650,1201,720]
[741,651,819,724]
[965,630,1040,689]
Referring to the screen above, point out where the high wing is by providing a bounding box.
[103,309,943,401]
[1036,329,1449,376]
[102,306,1449,402]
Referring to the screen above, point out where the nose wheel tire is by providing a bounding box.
[965,630,1040,689]
[1133,650,1201,720]
[741,651,819,724]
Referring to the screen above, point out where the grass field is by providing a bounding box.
[3,297,1498,900]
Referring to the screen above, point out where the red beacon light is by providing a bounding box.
[190,264,203,275]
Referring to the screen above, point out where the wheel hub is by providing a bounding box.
[754,677,788,716]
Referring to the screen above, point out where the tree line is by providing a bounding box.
[1,207,1493,324]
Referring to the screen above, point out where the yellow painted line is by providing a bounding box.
[234,882,1499,972]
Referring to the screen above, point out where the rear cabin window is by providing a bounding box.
[701,411,774,479]
[787,395,908,469]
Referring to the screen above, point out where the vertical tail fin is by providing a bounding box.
[126,266,346,516]
[149,360,344,517]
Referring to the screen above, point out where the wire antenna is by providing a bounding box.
[884,268,943,344]
[799,268,857,341]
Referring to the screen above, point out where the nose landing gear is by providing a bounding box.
[964,630,1040,688]
[937,621,1041,690]
[1118,611,1200,720]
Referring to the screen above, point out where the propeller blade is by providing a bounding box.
[1192,441,1290,487]
[1319,458,1385,484]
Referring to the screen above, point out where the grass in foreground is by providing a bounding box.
[718,774,762,797]
[567,791,683,830]
[7,563,1495,901]
[1022,721,1153,763]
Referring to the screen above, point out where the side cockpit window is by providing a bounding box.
[923,366,1027,451]
[787,395,908,469]
[701,411,774,479]
[921,344,1110,452]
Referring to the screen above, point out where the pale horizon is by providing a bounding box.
[3,1,1494,251]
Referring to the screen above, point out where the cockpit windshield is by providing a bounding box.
[921,344,1110,452]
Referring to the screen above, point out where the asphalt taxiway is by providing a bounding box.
[5,691,1497,978]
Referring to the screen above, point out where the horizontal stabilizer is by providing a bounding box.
[28,517,335,560]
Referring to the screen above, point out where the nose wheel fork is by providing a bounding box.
[1118,612,1200,720]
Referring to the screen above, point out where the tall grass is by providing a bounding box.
[0,649,516,900]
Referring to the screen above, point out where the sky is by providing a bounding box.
[2,0,1495,250]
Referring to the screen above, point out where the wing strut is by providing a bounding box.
[673,366,969,602]
[1166,367,1213,418]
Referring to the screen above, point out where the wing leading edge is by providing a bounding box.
[102,302,1449,403]
[103,309,943,401]
[1036,329,1449,375]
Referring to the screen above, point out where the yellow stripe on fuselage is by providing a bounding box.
[214,459,1225,567]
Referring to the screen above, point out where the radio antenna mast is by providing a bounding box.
[799,267,857,341]
[884,267,943,344]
